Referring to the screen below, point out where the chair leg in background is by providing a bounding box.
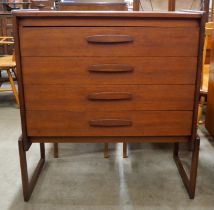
[104,143,109,158]
[54,143,59,158]
[123,143,128,158]
[7,68,19,105]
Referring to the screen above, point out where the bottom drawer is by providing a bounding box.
[26,111,192,136]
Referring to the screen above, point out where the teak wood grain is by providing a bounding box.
[30,136,189,143]
[26,111,193,137]
[13,11,205,200]
[24,85,195,111]
[20,27,199,57]
[19,18,199,27]
[12,11,203,18]
[21,57,197,85]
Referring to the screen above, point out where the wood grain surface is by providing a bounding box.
[26,111,193,136]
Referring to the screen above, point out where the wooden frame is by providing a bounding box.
[173,136,200,199]
[18,135,201,201]
[13,11,205,201]
[18,136,45,201]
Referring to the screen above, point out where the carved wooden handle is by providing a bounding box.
[87,35,133,44]
[89,119,132,127]
[88,92,132,100]
[88,64,134,73]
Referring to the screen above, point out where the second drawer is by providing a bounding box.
[24,85,195,111]
[21,57,197,85]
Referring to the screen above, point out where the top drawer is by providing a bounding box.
[20,27,199,57]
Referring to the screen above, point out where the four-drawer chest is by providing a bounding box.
[13,11,205,201]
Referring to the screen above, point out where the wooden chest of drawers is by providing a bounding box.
[13,11,204,201]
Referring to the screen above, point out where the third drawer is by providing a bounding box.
[24,85,195,111]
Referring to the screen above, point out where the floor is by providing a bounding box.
[0,91,214,210]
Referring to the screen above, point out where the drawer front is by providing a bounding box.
[20,27,199,57]
[22,57,197,85]
[24,85,195,111]
[26,111,193,136]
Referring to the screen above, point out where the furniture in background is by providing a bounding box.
[0,1,31,11]
[198,22,212,123]
[0,12,13,55]
[206,22,214,138]
[14,11,204,201]
[57,0,129,11]
[0,1,31,53]
[0,36,19,105]
[0,13,13,87]
[31,0,55,10]
[139,0,210,22]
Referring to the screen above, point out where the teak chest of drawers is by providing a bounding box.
[13,11,205,201]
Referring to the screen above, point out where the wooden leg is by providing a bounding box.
[54,143,59,158]
[168,0,176,11]
[104,143,109,158]
[11,68,17,79]
[123,143,128,158]
[18,137,45,201]
[7,68,19,105]
[173,136,200,199]
[133,0,140,11]
[0,71,2,87]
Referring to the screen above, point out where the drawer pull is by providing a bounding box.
[88,64,134,73]
[89,119,132,127]
[87,35,133,44]
[88,92,132,100]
